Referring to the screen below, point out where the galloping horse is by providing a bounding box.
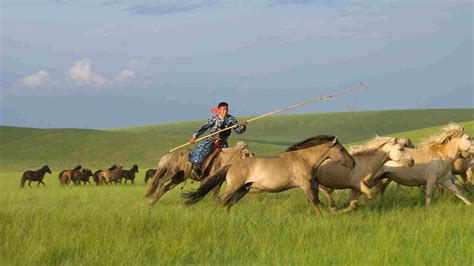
[145,141,254,205]
[183,135,355,216]
[369,123,472,206]
[20,165,52,187]
[144,169,157,184]
[71,168,93,185]
[315,136,414,212]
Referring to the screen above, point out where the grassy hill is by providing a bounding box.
[1,109,473,171]
[1,109,474,265]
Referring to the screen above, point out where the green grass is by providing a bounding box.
[1,109,474,265]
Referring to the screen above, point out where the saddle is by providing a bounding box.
[198,139,223,180]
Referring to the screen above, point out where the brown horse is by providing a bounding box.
[144,169,157,184]
[20,165,52,187]
[93,170,102,185]
[58,165,82,186]
[98,165,123,185]
[71,168,93,185]
[183,135,355,216]
[145,141,254,205]
[452,150,473,189]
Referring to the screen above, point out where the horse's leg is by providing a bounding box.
[131,179,135,185]
[440,178,472,206]
[37,181,40,187]
[219,181,246,213]
[296,178,322,217]
[211,179,225,204]
[149,171,179,205]
[318,186,336,212]
[342,190,361,213]
[466,168,473,189]
[40,181,46,187]
[425,179,435,206]
[359,181,372,200]
[28,180,32,187]
[162,173,185,194]
[221,182,252,213]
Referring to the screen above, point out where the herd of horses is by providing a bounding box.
[20,123,473,215]
[20,164,156,187]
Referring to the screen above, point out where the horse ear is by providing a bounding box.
[332,136,338,145]
[461,125,465,131]
[392,137,398,144]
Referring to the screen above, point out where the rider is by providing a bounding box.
[188,102,247,177]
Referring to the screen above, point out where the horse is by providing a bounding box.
[98,165,123,185]
[315,136,414,212]
[369,123,472,206]
[183,135,355,216]
[145,141,254,205]
[121,164,139,185]
[58,165,82,186]
[70,168,93,185]
[93,170,102,185]
[20,165,52,187]
[144,169,157,184]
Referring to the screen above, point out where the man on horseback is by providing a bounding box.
[188,102,247,178]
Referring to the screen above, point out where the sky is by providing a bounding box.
[1,0,473,128]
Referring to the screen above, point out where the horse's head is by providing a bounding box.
[44,165,52,174]
[327,137,355,169]
[133,164,139,173]
[82,168,93,176]
[397,137,415,148]
[381,138,414,167]
[234,141,254,159]
[109,164,118,171]
[457,132,472,153]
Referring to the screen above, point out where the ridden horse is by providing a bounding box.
[20,165,52,187]
[369,123,472,206]
[121,164,139,185]
[144,169,157,184]
[315,136,414,212]
[183,135,355,216]
[145,141,254,205]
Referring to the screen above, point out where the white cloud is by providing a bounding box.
[22,70,50,88]
[111,69,136,85]
[66,58,106,87]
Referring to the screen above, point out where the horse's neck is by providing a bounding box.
[355,151,389,180]
[296,146,329,168]
[437,140,460,161]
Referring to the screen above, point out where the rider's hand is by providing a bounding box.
[189,136,197,143]
[240,121,247,129]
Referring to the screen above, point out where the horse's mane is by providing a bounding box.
[286,135,336,152]
[73,165,82,171]
[109,165,118,170]
[419,123,465,149]
[223,141,248,153]
[349,136,393,155]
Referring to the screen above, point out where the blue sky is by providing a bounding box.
[1,0,473,128]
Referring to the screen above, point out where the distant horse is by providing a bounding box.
[20,165,52,187]
[98,165,123,185]
[315,136,414,212]
[58,165,82,186]
[71,168,93,185]
[93,170,102,185]
[120,164,139,185]
[146,141,254,205]
[183,136,355,216]
[369,123,472,206]
[144,169,157,184]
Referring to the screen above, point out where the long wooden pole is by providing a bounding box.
[169,83,367,152]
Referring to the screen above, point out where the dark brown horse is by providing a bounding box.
[93,170,102,185]
[144,169,157,184]
[58,165,82,186]
[121,164,139,185]
[20,165,52,187]
[71,168,93,185]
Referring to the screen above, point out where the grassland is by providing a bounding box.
[1,109,473,265]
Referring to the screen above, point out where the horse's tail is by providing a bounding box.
[182,165,230,205]
[20,172,27,188]
[144,154,172,198]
